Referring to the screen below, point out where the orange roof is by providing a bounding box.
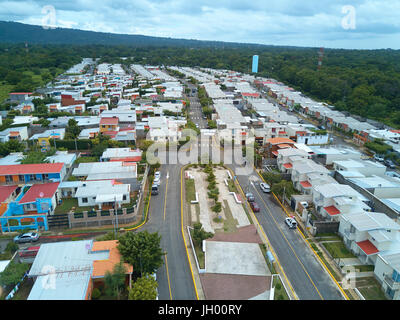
[9,131,20,137]
[91,240,133,278]
[300,181,312,188]
[356,240,379,255]
[324,205,341,216]
[267,137,295,145]
[283,163,293,169]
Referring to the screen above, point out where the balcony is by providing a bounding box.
[384,274,400,291]
[344,228,356,240]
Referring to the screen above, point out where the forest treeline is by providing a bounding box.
[1,39,399,127]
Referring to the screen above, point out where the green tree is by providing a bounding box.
[117,231,164,278]
[103,261,127,299]
[192,222,214,247]
[20,151,48,164]
[0,262,30,287]
[128,273,158,300]
[65,118,81,139]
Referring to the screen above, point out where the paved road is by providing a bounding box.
[223,144,343,300]
[141,162,196,300]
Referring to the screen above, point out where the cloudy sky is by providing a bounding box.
[1,0,400,49]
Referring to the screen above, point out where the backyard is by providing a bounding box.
[356,277,387,300]
[322,241,356,259]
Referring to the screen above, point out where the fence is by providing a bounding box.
[68,165,149,229]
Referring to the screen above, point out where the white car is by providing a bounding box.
[285,217,297,229]
[260,183,270,193]
[154,171,161,180]
[153,176,160,185]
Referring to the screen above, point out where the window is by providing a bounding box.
[82,198,88,203]
[123,195,127,201]
[19,175,24,182]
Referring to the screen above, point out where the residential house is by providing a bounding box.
[27,240,133,300]
[0,126,29,142]
[265,137,296,158]
[29,128,65,152]
[339,212,400,265]
[312,183,369,220]
[74,180,130,209]
[374,251,400,300]
[0,163,66,185]
[310,147,362,166]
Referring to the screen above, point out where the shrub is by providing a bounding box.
[92,288,101,300]
[275,283,282,290]
[5,241,18,254]
[212,202,222,213]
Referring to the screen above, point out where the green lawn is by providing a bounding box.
[357,277,387,300]
[273,275,289,300]
[54,198,93,214]
[185,178,196,203]
[221,200,238,233]
[322,241,356,259]
[353,265,375,272]
[227,179,238,193]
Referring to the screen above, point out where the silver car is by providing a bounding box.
[260,183,270,193]
[14,232,39,243]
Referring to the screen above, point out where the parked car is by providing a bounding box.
[14,232,39,243]
[151,184,159,195]
[386,171,400,179]
[259,183,270,193]
[250,202,260,212]
[374,154,385,162]
[153,175,161,185]
[285,217,297,229]
[246,193,255,202]
[385,159,396,169]
[154,171,161,180]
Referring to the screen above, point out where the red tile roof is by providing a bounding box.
[356,240,379,255]
[19,182,60,204]
[283,163,293,169]
[300,181,312,188]
[0,163,64,175]
[100,117,118,125]
[0,185,18,203]
[267,137,295,145]
[324,205,341,216]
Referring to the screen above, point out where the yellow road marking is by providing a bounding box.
[254,168,349,300]
[250,181,324,300]
[164,253,173,300]
[125,184,152,231]
[180,166,199,300]
[226,167,298,300]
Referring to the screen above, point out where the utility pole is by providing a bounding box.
[114,196,119,236]
[282,185,286,204]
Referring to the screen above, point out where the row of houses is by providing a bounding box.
[274,142,400,299]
